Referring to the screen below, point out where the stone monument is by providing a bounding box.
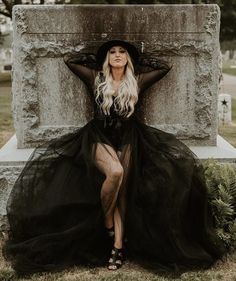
[12,4,221,148]
[1,4,236,229]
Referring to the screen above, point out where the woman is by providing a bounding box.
[3,40,225,274]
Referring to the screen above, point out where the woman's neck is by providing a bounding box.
[111,67,125,82]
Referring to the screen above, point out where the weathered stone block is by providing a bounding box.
[12,4,221,147]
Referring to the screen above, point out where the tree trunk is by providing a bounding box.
[1,0,13,18]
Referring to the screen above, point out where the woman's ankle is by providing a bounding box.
[114,241,123,249]
[105,218,114,229]
[105,224,114,230]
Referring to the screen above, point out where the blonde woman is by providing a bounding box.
[4,40,225,275]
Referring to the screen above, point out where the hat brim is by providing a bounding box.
[96,40,139,68]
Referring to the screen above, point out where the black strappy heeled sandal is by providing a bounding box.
[107,246,125,270]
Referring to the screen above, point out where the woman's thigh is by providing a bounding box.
[92,143,123,176]
[117,144,132,174]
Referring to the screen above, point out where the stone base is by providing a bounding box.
[0,135,34,231]
[190,135,236,163]
[0,135,34,166]
[0,134,236,229]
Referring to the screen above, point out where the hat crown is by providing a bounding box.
[96,40,139,68]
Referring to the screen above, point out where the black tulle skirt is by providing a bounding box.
[3,116,225,274]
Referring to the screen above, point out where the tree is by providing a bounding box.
[0,0,14,18]
[0,0,65,18]
[219,1,236,42]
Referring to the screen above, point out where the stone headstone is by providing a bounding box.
[218,93,232,125]
[222,50,230,62]
[12,4,221,148]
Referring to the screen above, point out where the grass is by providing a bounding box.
[0,80,14,148]
[222,68,236,76]
[222,60,236,76]
[0,235,235,281]
[0,71,11,83]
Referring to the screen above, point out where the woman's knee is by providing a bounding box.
[107,164,124,183]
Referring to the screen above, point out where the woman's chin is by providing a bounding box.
[110,63,126,69]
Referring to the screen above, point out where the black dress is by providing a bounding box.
[3,55,225,275]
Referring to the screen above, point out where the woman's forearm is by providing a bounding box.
[63,52,97,93]
[137,57,173,94]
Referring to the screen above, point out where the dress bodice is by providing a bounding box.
[93,95,131,129]
[63,55,172,127]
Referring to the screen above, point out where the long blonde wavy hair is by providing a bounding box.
[94,50,139,118]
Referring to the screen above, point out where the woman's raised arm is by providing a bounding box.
[63,53,97,93]
[137,57,173,94]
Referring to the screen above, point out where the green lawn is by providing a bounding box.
[222,60,236,76]
[0,71,11,83]
[0,80,14,148]
[222,68,236,76]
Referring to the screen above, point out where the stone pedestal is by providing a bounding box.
[0,135,34,230]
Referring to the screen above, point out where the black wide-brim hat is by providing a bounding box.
[96,40,139,67]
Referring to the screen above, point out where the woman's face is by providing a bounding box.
[108,46,128,68]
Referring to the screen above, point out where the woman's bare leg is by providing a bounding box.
[93,143,124,229]
[113,144,132,249]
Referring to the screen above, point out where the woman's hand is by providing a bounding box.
[136,55,173,74]
[63,52,97,94]
[136,55,173,94]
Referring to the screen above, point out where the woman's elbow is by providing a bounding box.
[164,63,173,75]
[63,54,73,66]
[167,62,173,71]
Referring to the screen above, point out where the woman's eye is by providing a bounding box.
[120,50,126,53]
[110,50,115,54]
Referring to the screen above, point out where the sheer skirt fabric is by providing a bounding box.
[3,116,225,274]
